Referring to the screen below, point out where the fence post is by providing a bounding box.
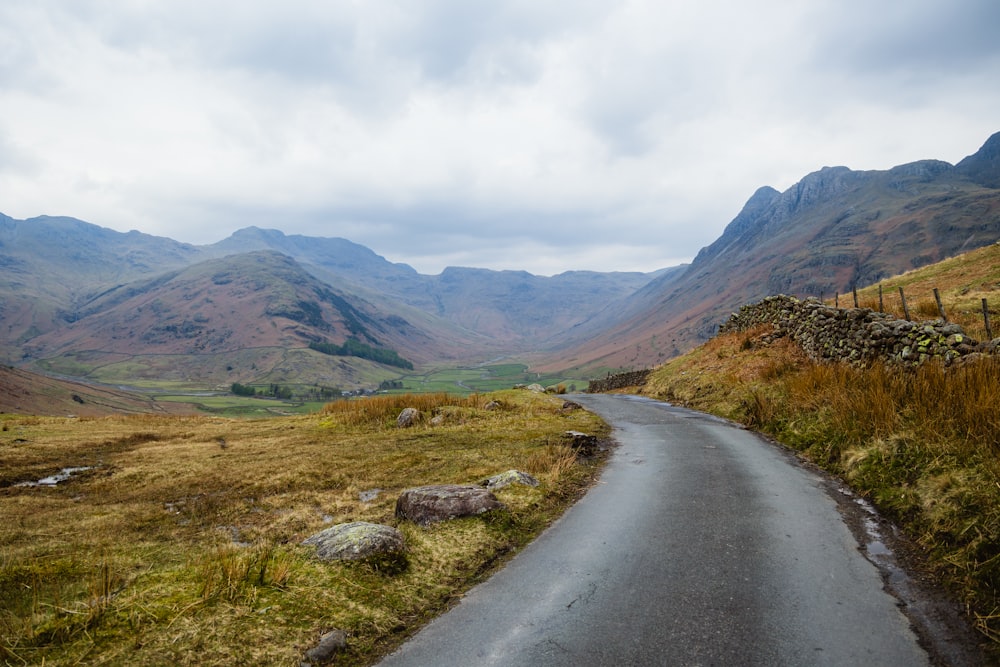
[852,286,859,308]
[933,288,947,322]
[835,292,839,308]
[984,298,994,340]
[899,286,911,321]
[878,284,884,313]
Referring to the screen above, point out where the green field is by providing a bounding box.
[387,363,587,395]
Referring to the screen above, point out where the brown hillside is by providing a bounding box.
[0,366,193,416]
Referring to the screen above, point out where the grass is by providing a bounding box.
[839,242,1000,342]
[387,364,587,395]
[0,390,608,665]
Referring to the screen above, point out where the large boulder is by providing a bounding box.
[396,484,503,525]
[303,522,406,561]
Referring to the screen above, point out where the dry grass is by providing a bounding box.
[0,390,608,665]
[837,242,1000,342]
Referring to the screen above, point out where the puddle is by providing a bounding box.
[16,466,93,487]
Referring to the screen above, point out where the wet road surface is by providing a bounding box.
[378,394,950,666]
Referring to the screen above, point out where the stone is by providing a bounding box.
[303,522,406,561]
[396,407,421,428]
[395,484,503,525]
[302,628,347,666]
[564,430,600,453]
[484,400,502,410]
[480,469,540,490]
[524,383,546,393]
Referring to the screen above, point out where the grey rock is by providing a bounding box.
[396,407,421,428]
[396,484,503,526]
[302,628,347,666]
[303,522,405,561]
[481,469,540,490]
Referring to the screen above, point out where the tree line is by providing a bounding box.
[308,338,414,369]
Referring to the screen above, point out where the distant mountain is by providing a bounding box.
[0,215,662,386]
[203,227,656,344]
[541,131,1000,372]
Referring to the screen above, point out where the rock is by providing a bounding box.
[484,400,502,411]
[480,469,540,490]
[524,383,545,393]
[395,484,503,525]
[429,414,445,426]
[396,407,421,428]
[564,430,600,453]
[302,628,347,666]
[561,400,582,411]
[303,522,406,561]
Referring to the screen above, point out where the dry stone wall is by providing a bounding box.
[587,369,651,393]
[720,295,1000,366]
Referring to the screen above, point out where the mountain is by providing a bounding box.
[0,216,661,387]
[541,132,1000,372]
[202,227,655,344]
[0,214,200,360]
[21,251,476,385]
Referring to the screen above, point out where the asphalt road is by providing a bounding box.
[377,394,945,666]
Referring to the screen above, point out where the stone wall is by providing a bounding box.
[720,295,1000,366]
[587,369,651,393]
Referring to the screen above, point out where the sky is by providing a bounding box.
[1,1,999,276]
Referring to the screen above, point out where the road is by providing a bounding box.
[377,394,973,666]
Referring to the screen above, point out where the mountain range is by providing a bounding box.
[2,131,998,390]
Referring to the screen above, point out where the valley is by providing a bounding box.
[3,132,999,403]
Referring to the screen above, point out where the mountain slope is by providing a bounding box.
[22,251,464,385]
[204,227,656,344]
[0,214,201,362]
[542,132,1000,372]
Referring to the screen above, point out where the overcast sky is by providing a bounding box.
[2,1,998,275]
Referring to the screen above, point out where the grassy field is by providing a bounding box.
[0,390,608,665]
[639,244,1000,651]
[835,242,1000,341]
[387,363,587,395]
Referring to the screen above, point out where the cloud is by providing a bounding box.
[0,0,998,275]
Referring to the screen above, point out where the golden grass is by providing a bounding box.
[0,390,608,665]
[836,242,1000,341]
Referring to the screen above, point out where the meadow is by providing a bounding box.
[0,390,608,665]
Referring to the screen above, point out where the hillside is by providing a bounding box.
[21,251,474,386]
[0,365,194,416]
[204,226,656,344]
[542,132,1000,373]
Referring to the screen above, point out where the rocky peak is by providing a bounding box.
[957,131,1000,188]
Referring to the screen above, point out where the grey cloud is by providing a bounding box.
[808,0,1000,77]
